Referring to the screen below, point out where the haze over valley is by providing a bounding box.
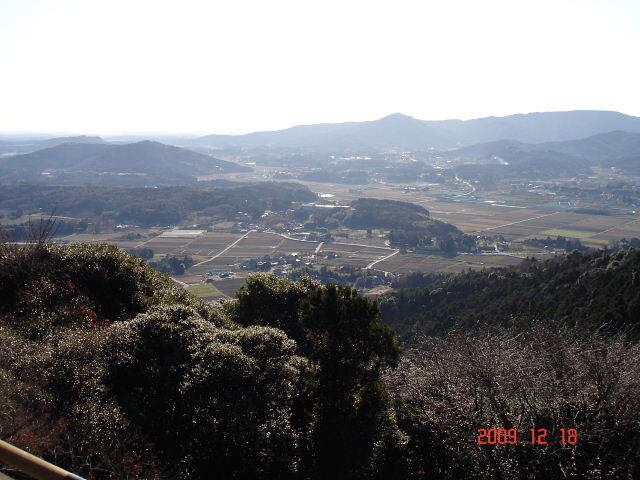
[3,108,640,293]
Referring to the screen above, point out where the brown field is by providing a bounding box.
[173,274,206,284]
[185,232,314,274]
[48,176,640,280]
[200,170,640,246]
[320,242,392,268]
[376,253,528,274]
[274,238,319,254]
[143,244,193,254]
[58,233,125,243]
[57,229,163,249]
[210,277,248,297]
[330,228,390,247]
[181,232,243,256]
[284,180,640,247]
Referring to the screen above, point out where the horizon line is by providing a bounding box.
[0,108,635,138]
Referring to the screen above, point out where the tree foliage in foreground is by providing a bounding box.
[387,324,640,479]
[0,243,400,480]
[230,275,400,479]
[1,240,640,479]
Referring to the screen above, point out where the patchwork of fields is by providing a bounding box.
[376,252,528,274]
[52,178,640,300]
[293,180,640,248]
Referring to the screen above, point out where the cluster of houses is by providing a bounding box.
[239,252,316,275]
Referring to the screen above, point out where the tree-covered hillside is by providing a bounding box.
[0,182,317,226]
[337,198,460,237]
[343,198,432,229]
[0,141,251,185]
[302,198,468,251]
[0,240,399,479]
[1,239,640,478]
[381,248,640,338]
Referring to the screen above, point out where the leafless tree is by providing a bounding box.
[386,322,640,479]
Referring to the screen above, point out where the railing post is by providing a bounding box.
[0,440,87,480]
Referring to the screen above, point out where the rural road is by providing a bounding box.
[192,229,256,267]
[474,211,561,233]
[593,217,640,236]
[366,249,400,269]
[275,231,398,271]
[274,232,393,251]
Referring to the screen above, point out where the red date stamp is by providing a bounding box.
[477,428,579,445]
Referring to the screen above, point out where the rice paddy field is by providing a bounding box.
[185,283,225,299]
[55,207,640,282]
[57,229,162,250]
[187,232,296,274]
[375,253,529,274]
[209,277,248,297]
[48,178,640,300]
[292,180,640,249]
[320,242,394,268]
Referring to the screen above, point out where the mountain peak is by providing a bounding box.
[192,110,640,150]
[379,113,416,122]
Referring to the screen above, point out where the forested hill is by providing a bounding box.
[445,130,640,179]
[0,140,251,185]
[345,198,433,229]
[336,198,461,236]
[380,248,640,338]
[0,182,317,226]
[0,135,106,155]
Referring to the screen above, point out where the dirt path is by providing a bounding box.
[473,212,561,233]
[366,249,400,269]
[192,230,256,267]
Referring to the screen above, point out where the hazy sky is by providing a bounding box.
[1,0,639,135]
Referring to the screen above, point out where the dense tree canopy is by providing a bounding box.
[380,248,640,338]
[0,182,317,226]
[1,240,640,479]
[0,243,400,480]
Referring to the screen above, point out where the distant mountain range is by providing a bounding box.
[0,141,251,185]
[0,135,106,155]
[454,130,640,159]
[446,130,640,177]
[190,110,640,151]
[2,110,639,183]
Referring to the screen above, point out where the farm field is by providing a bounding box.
[330,228,390,247]
[179,232,244,259]
[275,238,319,255]
[185,283,225,299]
[320,242,393,268]
[210,277,248,297]
[140,237,196,255]
[285,180,640,247]
[59,232,129,243]
[376,253,531,274]
[57,229,162,250]
[187,232,295,274]
[173,274,207,284]
[121,231,244,263]
[184,232,396,276]
[201,170,640,245]
[42,178,640,300]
